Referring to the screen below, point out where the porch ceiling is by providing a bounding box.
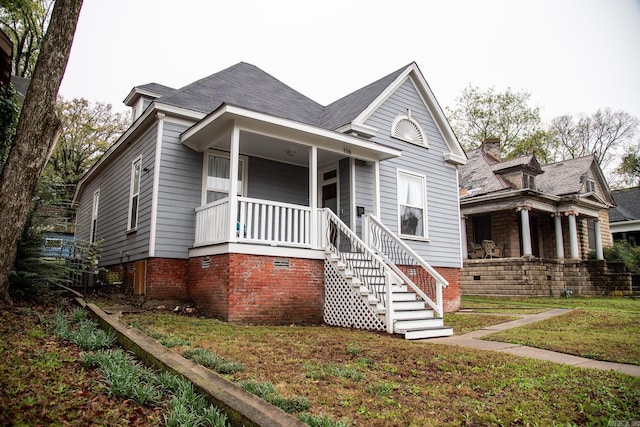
[181,104,401,164]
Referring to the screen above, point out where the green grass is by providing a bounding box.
[475,296,640,365]
[124,304,640,426]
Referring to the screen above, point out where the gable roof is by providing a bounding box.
[536,155,599,196]
[610,187,640,222]
[123,82,176,106]
[156,62,325,126]
[317,64,409,130]
[460,148,611,203]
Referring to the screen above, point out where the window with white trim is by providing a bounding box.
[205,153,246,203]
[90,189,100,243]
[397,170,427,238]
[391,110,427,146]
[128,157,141,230]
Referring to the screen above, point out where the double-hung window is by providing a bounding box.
[205,153,245,203]
[90,189,100,243]
[397,170,427,239]
[128,157,141,231]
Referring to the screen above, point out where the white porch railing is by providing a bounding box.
[194,198,230,246]
[363,214,448,318]
[194,197,312,248]
[237,197,311,247]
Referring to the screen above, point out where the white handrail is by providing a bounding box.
[320,208,401,321]
[363,214,447,317]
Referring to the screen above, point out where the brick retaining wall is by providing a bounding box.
[462,258,632,297]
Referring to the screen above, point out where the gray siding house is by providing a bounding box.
[74,62,466,339]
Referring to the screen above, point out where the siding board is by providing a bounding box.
[365,78,461,267]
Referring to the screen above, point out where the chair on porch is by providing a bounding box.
[482,240,502,258]
[468,242,485,259]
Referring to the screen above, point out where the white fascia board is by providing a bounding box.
[334,122,378,138]
[610,220,640,234]
[444,152,467,166]
[73,102,204,204]
[352,63,467,163]
[181,104,401,160]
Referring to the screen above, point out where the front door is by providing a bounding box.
[321,168,338,213]
[320,167,339,247]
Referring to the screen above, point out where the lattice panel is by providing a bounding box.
[323,259,386,331]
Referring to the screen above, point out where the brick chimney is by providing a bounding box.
[480,138,501,161]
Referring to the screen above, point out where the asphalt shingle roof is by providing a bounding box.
[145,61,411,131]
[460,146,596,199]
[136,82,176,98]
[536,156,595,196]
[317,64,409,130]
[610,187,640,222]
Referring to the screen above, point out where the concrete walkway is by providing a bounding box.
[429,308,640,377]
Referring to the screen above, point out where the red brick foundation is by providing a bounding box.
[188,254,325,325]
[145,258,189,300]
[106,258,188,301]
[436,267,461,312]
[105,255,459,324]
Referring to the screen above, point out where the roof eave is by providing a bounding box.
[181,104,401,161]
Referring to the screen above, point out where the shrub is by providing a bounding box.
[602,241,640,273]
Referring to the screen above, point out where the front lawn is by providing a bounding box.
[124,305,640,426]
[468,296,640,365]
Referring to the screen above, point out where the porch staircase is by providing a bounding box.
[321,209,453,340]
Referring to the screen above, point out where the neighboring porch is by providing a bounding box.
[460,200,607,261]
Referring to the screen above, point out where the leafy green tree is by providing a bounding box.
[616,142,640,187]
[0,0,54,78]
[0,0,83,305]
[41,97,129,207]
[0,83,19,162]
[446,85,545,159]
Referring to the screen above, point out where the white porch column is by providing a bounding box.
[460,215,468,259]
[594,218,604,260]
[553,213,564,259]
[566,211,579,259]
[373,160,380,218]
[228,126,240,242]
[518,206,533,256]
[309,146,318,248]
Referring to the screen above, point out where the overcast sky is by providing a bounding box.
[59,0,640,123]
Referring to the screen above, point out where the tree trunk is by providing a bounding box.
[0,0,83,305]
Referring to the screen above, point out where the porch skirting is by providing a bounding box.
[461,258,633,297]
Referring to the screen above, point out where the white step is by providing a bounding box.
[392,309,435,321]
[394,317,443,330]
[402,327,454,340]
[379,300,425,311]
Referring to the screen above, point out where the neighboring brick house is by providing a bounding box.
[458,139,623,296]
[73,62,467,339]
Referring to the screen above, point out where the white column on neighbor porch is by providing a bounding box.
[594,218,604,260]
[309,146,318,248]
[460,215,468,259]
[553,213,564,259]
[517,206,533,256]
[228,126,240,243]
[566,210,579,259]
